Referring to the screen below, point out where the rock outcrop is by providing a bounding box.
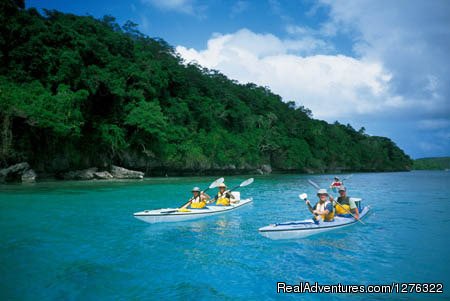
[261,164,272,174]
[63,168,98,180]
[0,162,37,183]
[21,169,37,183]
[93,171,114,180]
[110,165,144,179]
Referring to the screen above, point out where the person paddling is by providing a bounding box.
[182,187,210,209]
[305,189,335,224]
[330,176,343,188]
[213,183,235,206]
[330,186,359,219]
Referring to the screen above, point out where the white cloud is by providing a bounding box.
[174,1,450,157]
[319,0,450,114]
[177,28,406,119]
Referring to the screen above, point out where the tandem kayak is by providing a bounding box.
[259,206,370,240]
[134,198,253,224]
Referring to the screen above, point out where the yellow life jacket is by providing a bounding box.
[335,204,351,215]
[316,201,335,222]
[190,201,206,209]
[190,196,206,209]
[216,197,230,206]
[215,191,231,206]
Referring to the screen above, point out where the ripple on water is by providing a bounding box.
[0,172,449,300]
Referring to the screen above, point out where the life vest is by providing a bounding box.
[215,191,231,206]
[331,182,342,187]
[335,204,351,215]
[315,201,335,222]
[190,196,206,209]
[335,196,356,215]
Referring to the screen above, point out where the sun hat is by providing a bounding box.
[317,188,328,196]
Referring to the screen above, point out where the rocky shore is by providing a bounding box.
[0,162,273,184]
[0,163,145,183]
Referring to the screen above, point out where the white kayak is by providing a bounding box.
[259,206,370,240]
[134,198,253,224]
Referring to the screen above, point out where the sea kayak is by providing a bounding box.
[134,198,253,224]
[259,206,370,240]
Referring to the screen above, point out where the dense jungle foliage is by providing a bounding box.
[0,1,412,175]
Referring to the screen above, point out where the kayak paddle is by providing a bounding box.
[308,179,320,190]
[228,178,254,193]
[299,193,319,223]
[161,177,225,213]
[342,174,353,182]
[305,182,365,225]
[334,201,365,225]
[209,177,254,204]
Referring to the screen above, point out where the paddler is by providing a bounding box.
[330,176,342,188]
[329,186,359,219]
[305,189,335,224]
[213,183,235,206]
[186,187,210,209]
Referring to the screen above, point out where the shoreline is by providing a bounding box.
[0,169,420,186]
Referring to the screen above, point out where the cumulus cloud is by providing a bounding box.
[320,0,450,115]
[176,1,450,157]
[177,28,405,119]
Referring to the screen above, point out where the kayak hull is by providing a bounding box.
[134,198,252,224]
[259,206,370,240]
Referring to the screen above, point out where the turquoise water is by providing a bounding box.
[0,171,449,300]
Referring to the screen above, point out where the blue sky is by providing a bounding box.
[27,0,450,159]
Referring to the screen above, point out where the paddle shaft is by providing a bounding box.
[303,198,318,216]
[213,179,253,202]
[333,199,365,225]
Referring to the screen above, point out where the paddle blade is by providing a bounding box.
[343,174,353,181]
[299,193,308,200]
[209,177,225,189]
[239,178,254,187]
[308,179,320,189]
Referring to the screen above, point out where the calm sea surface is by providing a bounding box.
[0,171,449,300]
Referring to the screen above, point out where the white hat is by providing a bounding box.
[317,189,328,196]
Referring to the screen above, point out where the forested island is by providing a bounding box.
[0,1,412,180]
[413,157,450,170]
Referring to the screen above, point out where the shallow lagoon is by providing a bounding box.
[0,171,449,300]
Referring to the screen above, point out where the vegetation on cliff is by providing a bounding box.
[0,1,412,175]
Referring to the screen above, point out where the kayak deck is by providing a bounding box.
[134,198,253,224]
[259,206,370,240]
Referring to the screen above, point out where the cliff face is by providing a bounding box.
[0,3,413,176]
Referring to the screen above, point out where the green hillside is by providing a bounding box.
[0,1,412,175]
[413,157,450,170]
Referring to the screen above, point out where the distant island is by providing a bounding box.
[413,157,450,170]
[0,2,412,181]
